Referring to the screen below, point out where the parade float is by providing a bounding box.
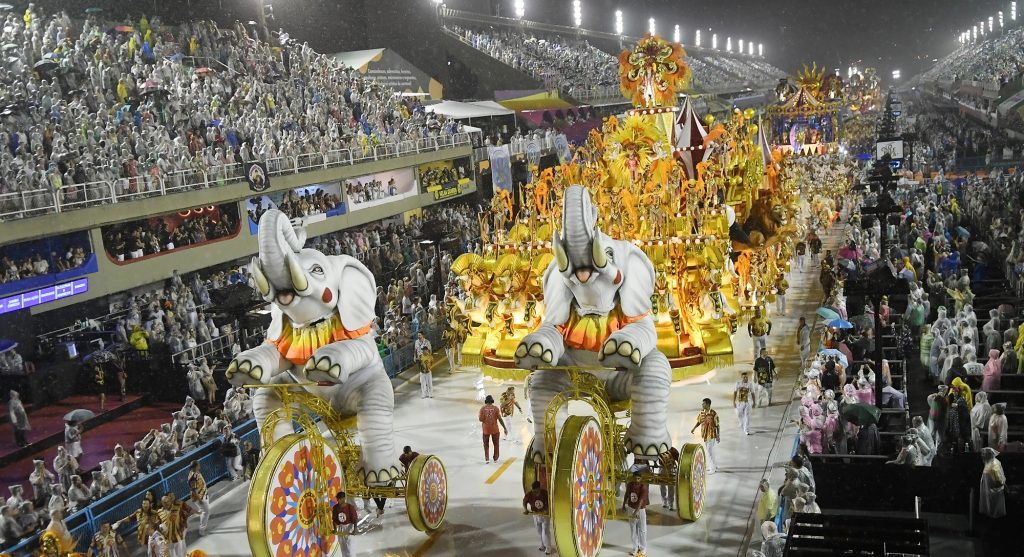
[450,35,799,384]
[226,209,448,557]
[767,64,844,156]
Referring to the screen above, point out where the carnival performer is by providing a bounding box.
[479,395,507,463]
[754,349,778,406]
[415,333,434,398]
[64,421,83,460]
[734,372,757,435]
[8,390,29,447]
[657,447,680,511]
[747,307,773,358]
[332,491,358,557]
[87,521,129,557]
[145,523,170,557]
[114,496,161,548]
[775,273,789,316]
[798,317,812,369]
[158,492,192,557]
[399,445,420,472]
[690,398,721,473]
[523,480,553,555]
[499,386,523,441]
[623,470,649,556]
[186,460,210,536]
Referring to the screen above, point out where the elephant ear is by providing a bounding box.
[335,255,378,332]
[618,243,655,318]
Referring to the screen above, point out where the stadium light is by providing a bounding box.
[615,10,623,35]
[1014,2,1018,21]
[739,38,744,54]
[673,24,680,43]
[1000,11,1005,28]
[989,16,994,32]
[973,25,978,40]
[649,17,656,35]
[514,0,525,18]
[572,0,582,27]
[892,69,901,80]
[748,41,754,56]
[758,43,763,57]
[695,29,701,47]
[980,20,986,35]
[712,33,718,49]
[726,36,732,52]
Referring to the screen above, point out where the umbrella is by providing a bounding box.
[0,4,12,11]
[64,409,96,423]
[955,226,970,239]
[827,319,854,329]
[1,43,17,51]
[33,60,58,73]
[850,314,873,330]
[817,348,849,367]
[841,402,881,426]
[0,340,16,354]
[83,349,117,364]
[195,67,215,76]
[85,7,103,14]
[816,307,841,321]
[113,25,134,33]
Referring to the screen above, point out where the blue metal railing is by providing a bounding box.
[775,435,801,532]
[5,420,260,554]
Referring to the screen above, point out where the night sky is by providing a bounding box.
[442,0,1016,79]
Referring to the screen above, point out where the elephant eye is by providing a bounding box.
[311,264,324,275]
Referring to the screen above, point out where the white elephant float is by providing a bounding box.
[225,209,401,483]
[515,185,672,458]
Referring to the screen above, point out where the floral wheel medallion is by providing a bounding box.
[571,420,604,557]
[551,416,605,557]
[676,443,707,522]
[406,455,448,532]
[248,434,344,557]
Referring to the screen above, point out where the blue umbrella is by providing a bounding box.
[816,307,841,321]
[955,226,970,239]
[817,348,849,367]
[827,319,854,329]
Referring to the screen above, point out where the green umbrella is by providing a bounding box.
[816,307,841,321]
[841,402,880,426]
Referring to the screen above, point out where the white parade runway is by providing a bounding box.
[180,227,843,557]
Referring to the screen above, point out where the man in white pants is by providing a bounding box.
[798,316,812,369]
[733,372,756,435]
[690,398,721,473]
[332,491,358,557]
[523,481,553,554]
[415,333,434,398]
[623,471,649,556]
[186,460,209,536]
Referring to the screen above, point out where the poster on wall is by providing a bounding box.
[489,145,513,192]
[246,183,346,235]
[329,49,443,100]
[345,168,419,212]
[245,162,270,192]
[554,135,573,164]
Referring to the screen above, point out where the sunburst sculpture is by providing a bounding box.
[618,34,691,108]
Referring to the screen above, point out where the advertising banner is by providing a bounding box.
[245,161,270,192]
[489,145,513,192]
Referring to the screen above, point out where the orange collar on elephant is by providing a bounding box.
[556,304,648,352]
[270,313,373,366]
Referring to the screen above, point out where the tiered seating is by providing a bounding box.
[0,8,469,222]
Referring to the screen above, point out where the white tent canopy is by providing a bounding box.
[426,100,514,119]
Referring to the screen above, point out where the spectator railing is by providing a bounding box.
[0,134,471,223]
[171,326,265,364]
[3,419,260,555]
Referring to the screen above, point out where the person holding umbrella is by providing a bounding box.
[64,420,83,460]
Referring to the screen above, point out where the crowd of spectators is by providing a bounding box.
[101,204,239,261]
[0,247,90,285]
[246,187,341,224]
[419,166,459,191]
[449,23,785,98]
[922,27,1024,88]
[345,177,397,206]
[0,392,254,549]
[0,7,467,221]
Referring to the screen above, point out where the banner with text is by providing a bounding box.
[489,145,513,192]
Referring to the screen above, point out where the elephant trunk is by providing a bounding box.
[561,185,597,269]
[257,209,309,292]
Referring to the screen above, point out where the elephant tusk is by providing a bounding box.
[592,227,608,269]
[250,257,273,300]
[553,230,569,273]
[286,253,310,293]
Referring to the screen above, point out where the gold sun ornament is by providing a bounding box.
[618,34,692,108]
[604,113,669,188]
